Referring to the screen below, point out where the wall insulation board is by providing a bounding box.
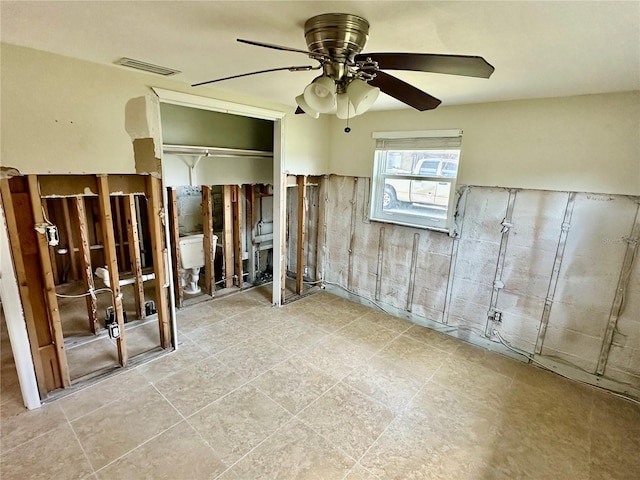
[540,194,639,373]
[318,176,640,393]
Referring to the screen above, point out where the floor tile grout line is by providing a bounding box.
[0,405,71,455]
[63,408,98,476]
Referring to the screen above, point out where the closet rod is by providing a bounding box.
[163,144,273,159]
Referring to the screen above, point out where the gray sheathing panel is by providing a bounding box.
[541,194,638,373]
[324,176,356,287]
[494,190,569,351]
[286,186,299,273]
[604,246,640,386]
[446,187,509,331]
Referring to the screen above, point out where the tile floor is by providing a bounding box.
[1,287,639,479]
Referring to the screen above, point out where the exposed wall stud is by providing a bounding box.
[535,192,576,354]
[315,176,329,284]
[233,185,243,288]
[146,176,171,349]
[73,196,99,333]
[125,194,145,319]
[246,185,256,284]
[27,175,70,386]
[41,199,60,285]
[113,196,126,271]
[97,176,128,366]
[0,179,49,397]
[597,203,640,374]
[406,233,420,312]
[61,198,78,281]
[202,186,215,296]
[167,188,183,307]
[222,185,234,289]
[296,176,307,294]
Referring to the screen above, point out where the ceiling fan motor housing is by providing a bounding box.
[305,13,369,82]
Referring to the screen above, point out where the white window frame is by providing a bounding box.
[369,129,463,233]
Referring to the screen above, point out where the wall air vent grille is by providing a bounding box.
[115,58,180,76]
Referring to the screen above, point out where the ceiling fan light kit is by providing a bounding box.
[193,12,494,126]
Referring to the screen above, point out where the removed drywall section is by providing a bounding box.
[320,175,640,395]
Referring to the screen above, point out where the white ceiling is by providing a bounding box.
[2,1,639,111]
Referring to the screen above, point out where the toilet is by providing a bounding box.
[179,234,217,294]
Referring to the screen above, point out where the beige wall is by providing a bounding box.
[0,43,328,176]
[328,92,640,195]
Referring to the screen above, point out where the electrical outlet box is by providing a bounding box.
[108,323,120,339]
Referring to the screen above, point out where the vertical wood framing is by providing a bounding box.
[347,178,358,290]
[315,176,328,284]
[41,199,60,285]
[0,180,48,397]
[27,175,70,387]
[125,194,145,319]
[61,198,78,281]
[73,196,99,334]
[168,188,184,306]
[233,185,243,288]
[597,203,640,374]
[222,185,234,288]
[535,192,576,354]
[246,185,256,284]
[280,175,288,303]
[296,176,307,294]
[147,176,171,349]
[113,196,126,271]
[406,233,420,312]
[375,227,385,302]
[97,176,128,366]
[202,186,215,296]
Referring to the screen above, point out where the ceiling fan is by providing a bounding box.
[193,13,494,119]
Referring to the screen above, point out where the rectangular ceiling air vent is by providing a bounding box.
[115,57,180,76]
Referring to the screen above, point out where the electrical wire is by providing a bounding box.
[55,288,112,299]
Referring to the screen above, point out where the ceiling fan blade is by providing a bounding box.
[368,71,441,111]
[192,65,315,87]
[356,53,495,78]
[237,39,330,62]
[295,106,305,115]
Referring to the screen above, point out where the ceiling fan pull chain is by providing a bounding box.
[344,102,351,133]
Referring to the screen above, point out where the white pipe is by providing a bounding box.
[95,266,155,288]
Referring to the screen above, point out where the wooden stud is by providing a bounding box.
[96,175,128,366]
[233,185,243,289]
[26,175,70,387]
[246,185,256,284]
[0,180,49,397]
[167,188,183,307]
[125,194,145,319]
[41,199,60,285]
[113,196,126,271]
[146,176,171,349]
[72,196,99,334]
[61,198,79,281]
[222,185,234,288]
[202,186,215,296]
[296,176,307,294]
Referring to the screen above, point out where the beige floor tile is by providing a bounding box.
[230,304,295,332]
[0,423,92,480]
[0,401,68,452]
[188,385,292,466]
[136,337,208,383]
[123,321,162,358]
[376,334,451,381]
[59,369,150,421]
[66,336,119,380]
[264,317,328,353]
[404,324,463,353]
[359,310,413,334]
[251,357,337,414]
[343,355,424,413]
[175,302,223,334]
[97,420,226,480]
[430,356,513,406]
[210,293,264,318]
[334,317,400,353]
[345,463,381,479]
[154,356,246,417]
[451,341,524,378]
[298,382,394,459]
[225,418,355,479]
[296,335,374,381]
[215,336,291,380]
[71,385,182,470]
[283,300,356,333]
[187,316,256,354]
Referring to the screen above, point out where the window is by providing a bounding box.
[369,130,462,232]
